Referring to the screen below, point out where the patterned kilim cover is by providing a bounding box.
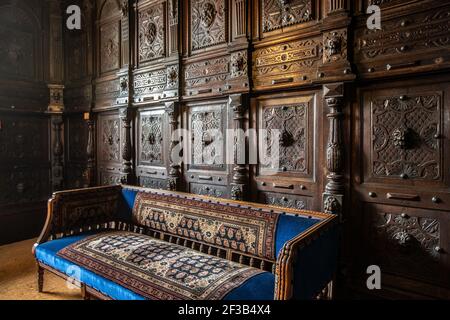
[57,231,265,300]
[132,192,280,260]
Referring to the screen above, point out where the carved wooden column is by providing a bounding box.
[84,113,96,187]
[48,85,65,192]
[166,102,181,191]
[323,83,345,217]
[120,108,134,184]
[230,94,248,201]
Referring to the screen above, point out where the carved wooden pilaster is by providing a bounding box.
[120,108,134,184]
[84,113,96,187]
[168,0,179,56]
[51,114,64,191]
[229,94,248,201]
[166,102,181,191]
[323,83,345,217]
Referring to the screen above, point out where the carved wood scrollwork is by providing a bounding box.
[138,3,166,63]
[262,0,313,33]
[261,103,308,173]
[371,94,441,181]
[191,0,226,50]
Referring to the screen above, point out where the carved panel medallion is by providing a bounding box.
[191,0,226,50]
[100,117,121,162]
[370,93,442,180]
[190,106,225,168]
[138,3,166,63]
[140,113,164,166]
[261,103,308,173]
[100,23,120,73]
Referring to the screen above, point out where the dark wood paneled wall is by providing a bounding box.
[0,0,63,244]
[1,0,450,299]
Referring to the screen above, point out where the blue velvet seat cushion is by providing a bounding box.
[35,233,275,300]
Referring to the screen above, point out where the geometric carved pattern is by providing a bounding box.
[100,118,121,162]
[191,0,226,50]
[138,3,165,63]
[262,103,308,173]
[191,107,225,168]
[262,0,313,33]
[371,94,441,180]
[140,114,163,165]
[356,7,450,62]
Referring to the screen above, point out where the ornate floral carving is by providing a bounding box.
[140,114,163,165]
[262,104,308,173]
[166,65,179,88]
[323,29,347,64]
[260,193,307,210]
[262,0,313,33]
[191,0,226,50]
[230,51,248,78]
[371,93,441,180]
[100,118,120,162]
[370,210,441,281]
[191,107,225,168]
[139,4,165,62]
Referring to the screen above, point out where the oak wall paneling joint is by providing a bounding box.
[1,0,449,299]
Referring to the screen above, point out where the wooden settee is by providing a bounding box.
[33,185,339,300]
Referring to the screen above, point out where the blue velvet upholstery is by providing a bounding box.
[117,189,138,221]
[274,214,320,257]
[292,223,339,299]
[35,233,275,300]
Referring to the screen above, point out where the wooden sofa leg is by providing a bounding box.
[37,265,44,293]
[81,285,91,300]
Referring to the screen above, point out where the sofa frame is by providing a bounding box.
[33,185,338,300]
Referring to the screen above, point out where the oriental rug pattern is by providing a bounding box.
[132,192,280,260]
[57,231,264,300]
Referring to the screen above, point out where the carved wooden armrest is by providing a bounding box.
[274,215,338,300]
[33,186,122,253]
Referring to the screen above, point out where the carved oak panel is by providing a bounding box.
[98,113,121,164]
[355,6,450,78]
[258,96,313,176]
[261,0,314,33]
[191,0,226,50]
[187,103,227,171]
[0,5,38,80]
[253,36,322,89]
[139,177,167,189]
[138,2,166,64]
[366,91,443,183]
[364,204,445,285]
[0,116,49,163]
[100,22,120,74]
[190,183,228,198]
[138,109,165,167]
[259,192,309,210]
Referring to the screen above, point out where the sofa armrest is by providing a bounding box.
[274,215,339,300]
[33,185,122,253]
